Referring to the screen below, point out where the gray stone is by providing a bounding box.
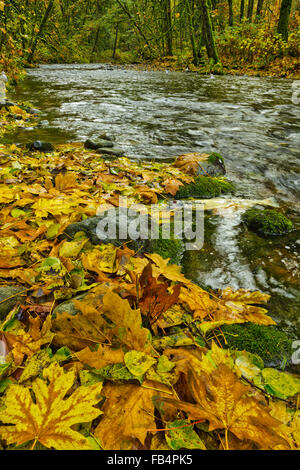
[84,139,114,150]
[99,133,116,142]
[65,207,150,250]
[64,207,185,264]
[196,154,226,177]
[52,293,86,319]
[0,286,26,320]
[26,141,55,152]
[96,147,125,157]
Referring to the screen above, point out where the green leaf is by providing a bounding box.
[46,223,61,239]
[11,208,26,218]
[124,350,156,379]
[261,368,300,399]
[0,378,12,393]
[51,347,72,363]
[165,420,206,450]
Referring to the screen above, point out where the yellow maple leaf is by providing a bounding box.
[0,362,103,450]
[156,364,287,450]
[145,253,188,283]
[101,291,152,353]
[218,287,275,325]
[94,381,156,450]
[76,344,124,369]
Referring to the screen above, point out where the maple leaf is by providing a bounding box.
[0,362,103,450]
[82,245,118,275]
[3,315,54,365]
[179,283,217,319]
[156,364,286,449]
[101,291,152,353]
[76,344,124,369]
[52,292,114,351]
[218,287,275,325]
[94,381,157,450]
[145,253,188,283]
[162,178,184,196]
[139,262,181,325]
[174,153,212,176]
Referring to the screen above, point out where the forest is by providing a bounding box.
[0,0,300,455]
[0,0,299,79]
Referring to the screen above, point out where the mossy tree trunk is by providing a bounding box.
[277,0,292,41]
[186,0,201,65]
[197,0,220,65]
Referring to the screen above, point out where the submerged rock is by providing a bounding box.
[242,208,293,236]
[175,176,235,199]
[26,141,55,152]
[0,286,26,320]
[84,139,114,150]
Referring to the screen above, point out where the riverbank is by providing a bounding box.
[105,56,300,80]
[1,100,300,450]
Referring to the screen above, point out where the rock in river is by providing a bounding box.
[84,139,114,150]
[26,141,55,152]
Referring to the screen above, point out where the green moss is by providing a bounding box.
[175,176,234,199]
[148,238,184,265]
[207,152,225,165]
[220,323,292,364]
[242,208,293,236]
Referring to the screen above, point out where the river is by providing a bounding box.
[9,63,300,335]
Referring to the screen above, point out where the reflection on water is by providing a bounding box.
[9,63,300,333]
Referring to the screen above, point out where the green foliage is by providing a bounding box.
[242,209,293,236]
[221,323,293,364]
[175,176,235,199]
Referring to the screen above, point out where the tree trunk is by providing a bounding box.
[247,0,254,22]
[240,0,245,21]
[198,0,220,64]
[162,0,173,55]
[256,0,264,20]
[277,0,292,41]
[228,0,233,26]
[27,0,55,63]
[112,23,119,59]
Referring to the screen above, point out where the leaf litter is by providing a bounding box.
[0,140,298,451]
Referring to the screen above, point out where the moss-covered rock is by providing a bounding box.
[148,238,184,265]
[242,208,293,236]
[175,176,235,199]
[65,208,185,265]
[220,323,293,365]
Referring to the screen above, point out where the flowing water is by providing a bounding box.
[8,63,300,335]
